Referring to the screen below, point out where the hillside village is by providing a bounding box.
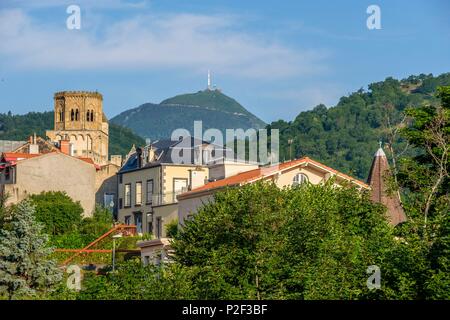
[0,88,408,266]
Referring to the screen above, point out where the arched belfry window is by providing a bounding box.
[91,110,94,122]
[71,109,75,121]
[293,173,309,186]
[75,109,79,121]
[86,111,90,122]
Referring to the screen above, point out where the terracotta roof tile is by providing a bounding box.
[180,157,368,198]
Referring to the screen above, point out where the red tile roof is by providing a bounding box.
[179,157,369,199]
[1,152,99,169]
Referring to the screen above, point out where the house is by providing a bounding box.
[116,137,256,236]
[177,156,369,225]
[0,151,97,215]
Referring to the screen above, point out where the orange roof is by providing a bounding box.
[180,157,369,198]
[2,152,99,169]
[2,152,41,161]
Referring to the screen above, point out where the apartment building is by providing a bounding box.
[117,137,256,237]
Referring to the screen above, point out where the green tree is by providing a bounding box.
[171,181,418,299]
[30,191,83,236]
[396,86,450,299]
[165,219,179,238]
[0,200,62,300]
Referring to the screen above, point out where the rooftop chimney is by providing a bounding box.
[136,147,143,168]
[60,137,71,155]
[28,133,39,154]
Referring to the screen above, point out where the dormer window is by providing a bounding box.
[293,173,308,186]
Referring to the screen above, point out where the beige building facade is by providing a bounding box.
[0,152,97,216]
[116,138,253,237]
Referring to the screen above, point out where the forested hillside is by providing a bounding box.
[111,89,266,140]
[269,73,450,180]
[0,111,145,156]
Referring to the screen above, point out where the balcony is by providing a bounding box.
[151,190,186,207]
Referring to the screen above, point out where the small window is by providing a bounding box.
[156,217,162,239]
[124,184,131,207]
[146,180,153,204]
[135,182,142,206]
[119,174,123,184]
[71,109,75,121]
[119,198,123,209]
[293,173,309,186]
[124,215,131,225]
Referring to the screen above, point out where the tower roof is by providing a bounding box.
[367,146,407,226]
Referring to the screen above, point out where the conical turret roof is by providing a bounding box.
[367,146,407,225]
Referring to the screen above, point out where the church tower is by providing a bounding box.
[367,145,407,226]
[46,91,109,165]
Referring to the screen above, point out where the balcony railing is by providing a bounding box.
[151,190,186,206]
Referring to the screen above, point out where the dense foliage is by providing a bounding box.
[65,181,434,300]
[0,200,62,300]
[269,73,450,179]
[30,191,84,236]
[49,205,114,250]
[394,86,450,299]
[0,111,145,156]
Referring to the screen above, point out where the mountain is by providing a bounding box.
[111,89,266,140]
[0,111,145,156]
[270,72,450,180]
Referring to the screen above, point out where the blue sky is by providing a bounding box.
[0,0,449,123]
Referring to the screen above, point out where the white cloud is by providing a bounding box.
[0,9,329,79]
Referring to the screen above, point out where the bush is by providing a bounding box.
[30,192,83,235]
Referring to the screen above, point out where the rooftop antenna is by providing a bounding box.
[207,70,211,90]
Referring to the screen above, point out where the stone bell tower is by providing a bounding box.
[46,91,109,165]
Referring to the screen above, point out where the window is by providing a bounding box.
[71,109,75,121]
[119,174,123,184]
[147,213,153,234]
[135,182,142,206]
[119,198,123,209]
[134,212,142,233]
[86,111,90,122]
[146,180,154,204]
[124,215,131,225]
[156,217,162,239]
[75,109,79,121]
[104,193,115,211]
[173,178,188,193]
[124,184,131,207]
[293,173,309,186]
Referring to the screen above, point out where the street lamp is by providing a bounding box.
[112,233,123,272]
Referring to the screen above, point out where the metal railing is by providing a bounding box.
[151,190,186,206]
